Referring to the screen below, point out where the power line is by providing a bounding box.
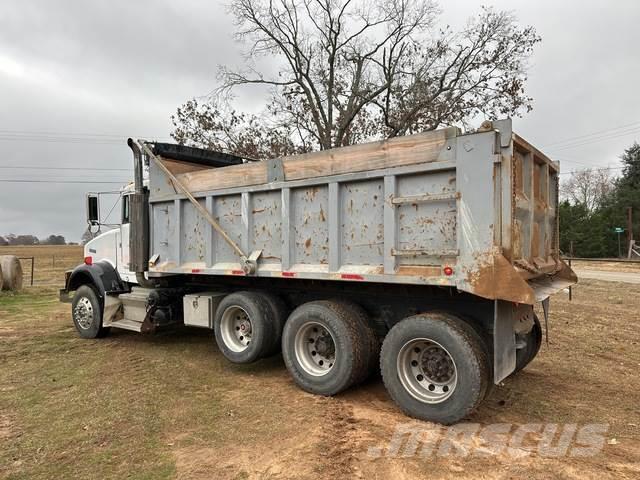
[548,128,640,152]
[0,129,173,147]
[558,166,625,176]
[0,128,171,139]
[0,166,130,171]
[0,179,128,184]
[542,121,640,148]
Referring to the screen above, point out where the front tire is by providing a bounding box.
[71,285,110,339]
[381,313,489,425]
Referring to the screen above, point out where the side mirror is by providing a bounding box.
[87,194,100,225]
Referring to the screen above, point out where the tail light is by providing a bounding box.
[84,256,93,265]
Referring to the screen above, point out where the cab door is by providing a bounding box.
[117,194,135,282]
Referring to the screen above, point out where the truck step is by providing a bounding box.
[109,319,143,333]
[119,287,153,323]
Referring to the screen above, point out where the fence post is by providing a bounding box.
[568,241,573,301]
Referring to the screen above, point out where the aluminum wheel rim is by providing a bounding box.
[220,306,253,352]
[397,338,457,404]
[294,322,336,376]
[74,297,94,330]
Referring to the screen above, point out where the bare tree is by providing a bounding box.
[173,0,540,156]
[560,168,614,212]
[171,100,312,158]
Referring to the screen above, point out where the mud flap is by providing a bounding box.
[102,295,123,326]
[541,296,550,345]
[493,300,517,383]
[493,300,536,383]
[140,306,157,334]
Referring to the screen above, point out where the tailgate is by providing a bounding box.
[510,134,560,277]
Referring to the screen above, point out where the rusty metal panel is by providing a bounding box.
[151,201,175,268]
[395,170,457,266]
[340,179,384,267]
[213,194,243,265]
[180,198,207,265]
[291,186,328,267]
[144,119,575,305]
[250,190,282,264]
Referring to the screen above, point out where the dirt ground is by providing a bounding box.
[1,247,639,479]
[569,259,640,273]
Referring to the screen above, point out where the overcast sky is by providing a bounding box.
[1,0,639,242]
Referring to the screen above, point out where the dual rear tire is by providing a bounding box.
[380,313,490,424]
[281,300,378,396]
[213,293,490,424]
[213,291,287,363]
[214,295,379,395]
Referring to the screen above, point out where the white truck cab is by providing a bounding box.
[83,183,138,284]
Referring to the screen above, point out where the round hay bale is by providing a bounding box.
[0,262,3,291]
[0,255,23,291]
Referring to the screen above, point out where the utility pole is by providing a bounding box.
[628,206,634,243]
[628,206,634,259]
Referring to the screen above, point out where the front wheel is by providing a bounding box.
[71,285,110,339]
[381,313,489,425]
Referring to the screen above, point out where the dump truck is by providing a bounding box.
[60,119,577,424]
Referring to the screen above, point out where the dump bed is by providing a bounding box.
[145,119,576,305]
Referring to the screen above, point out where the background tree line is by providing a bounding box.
[0,234,75,246]
[168,0,635,259]
[559,142,639,258]
[171,0,540,158]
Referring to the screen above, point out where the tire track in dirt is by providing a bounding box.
[311,395,363,478]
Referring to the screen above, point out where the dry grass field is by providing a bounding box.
[1,246,639,479]
[0,245,83,286]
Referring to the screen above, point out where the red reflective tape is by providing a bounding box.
[341,273,364,280]
[191,269,202,273]
[231,270,245,275]
[281,271,296,277]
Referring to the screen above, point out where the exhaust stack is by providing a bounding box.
[127,138,150,274]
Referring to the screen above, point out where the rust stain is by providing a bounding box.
[465,251,536,304]
[531,222,540,258]
[304,238,311,249]
[397,265,441,277]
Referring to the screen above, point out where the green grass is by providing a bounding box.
[1,281,639,479]
[0,289,299,480]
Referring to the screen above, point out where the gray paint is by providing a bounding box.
[146,121,565,304]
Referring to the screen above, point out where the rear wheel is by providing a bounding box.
[513,314,543,374]
[256,292,288,357]
[381,313,489,425]
[214,291,275,364]
[282,300,374,396]
[71,285,110,339]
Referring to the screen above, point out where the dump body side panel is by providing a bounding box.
[146,122,575,304]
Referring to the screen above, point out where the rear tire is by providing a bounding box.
[380,313,489,425]
[214,291,275,364]
[282,300,373,396]
[513,314,543,374]
[71,285,110,339]
[256,292,288,356]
